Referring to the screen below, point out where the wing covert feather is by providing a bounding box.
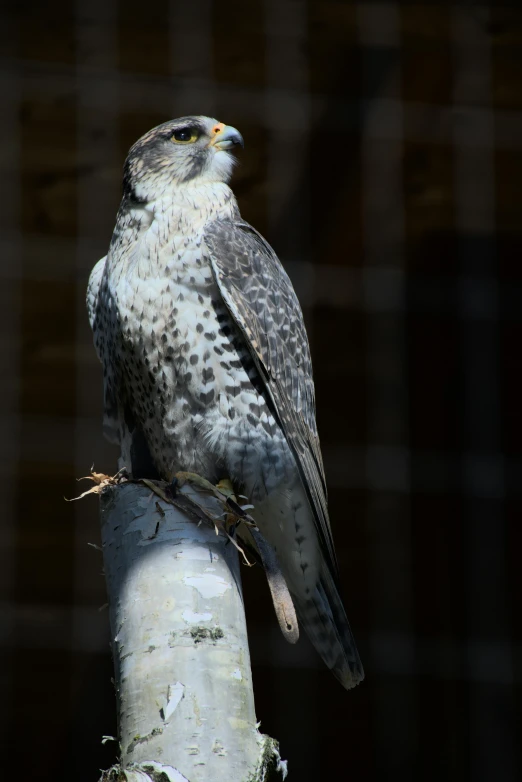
[204,219,338,574]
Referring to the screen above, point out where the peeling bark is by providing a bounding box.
[98,481,287,782]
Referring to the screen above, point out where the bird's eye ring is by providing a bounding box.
[171,128,198,144]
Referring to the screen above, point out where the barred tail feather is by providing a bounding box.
[294,564,364,690]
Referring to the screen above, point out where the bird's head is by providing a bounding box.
[122,115,244,202]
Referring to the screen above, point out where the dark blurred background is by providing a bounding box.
[1,1,521,780]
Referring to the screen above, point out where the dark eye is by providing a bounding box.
[171,128,198,144]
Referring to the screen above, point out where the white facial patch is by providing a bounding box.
[203,148,237,184]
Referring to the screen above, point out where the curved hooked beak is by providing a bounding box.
[209,122,244,150]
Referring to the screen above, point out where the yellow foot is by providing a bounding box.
[174,470,257,533]
[216,478,236,501]
[175,471,217,494]
[175,472,242,507]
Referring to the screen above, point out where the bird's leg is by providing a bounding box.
[216,477,235,499]
[174,471,256,526]
[214,479,258,533]
[174,471,230,531]
[172,471,258,563]
[174,471,217,494]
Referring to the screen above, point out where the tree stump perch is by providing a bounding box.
[97,481,287,782]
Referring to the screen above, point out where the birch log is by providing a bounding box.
[98,481,287,782]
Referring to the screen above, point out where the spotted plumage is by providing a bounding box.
[87,116,364,689]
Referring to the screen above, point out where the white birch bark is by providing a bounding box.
[98,481,287,782]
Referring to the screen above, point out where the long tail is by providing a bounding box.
[293,563,364,689]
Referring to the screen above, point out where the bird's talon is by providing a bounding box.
[174,471,216,494]
[216,478,236,500]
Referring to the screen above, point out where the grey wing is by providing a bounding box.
[86,256,120,446]
[204,219,338,576]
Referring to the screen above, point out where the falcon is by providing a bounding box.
[87,116,364,689]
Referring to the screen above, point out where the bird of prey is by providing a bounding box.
[87,116,364,689]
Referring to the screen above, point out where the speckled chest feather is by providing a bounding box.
[98,184,287,492]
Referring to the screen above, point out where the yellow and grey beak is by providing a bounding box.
[209,122,244,150]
